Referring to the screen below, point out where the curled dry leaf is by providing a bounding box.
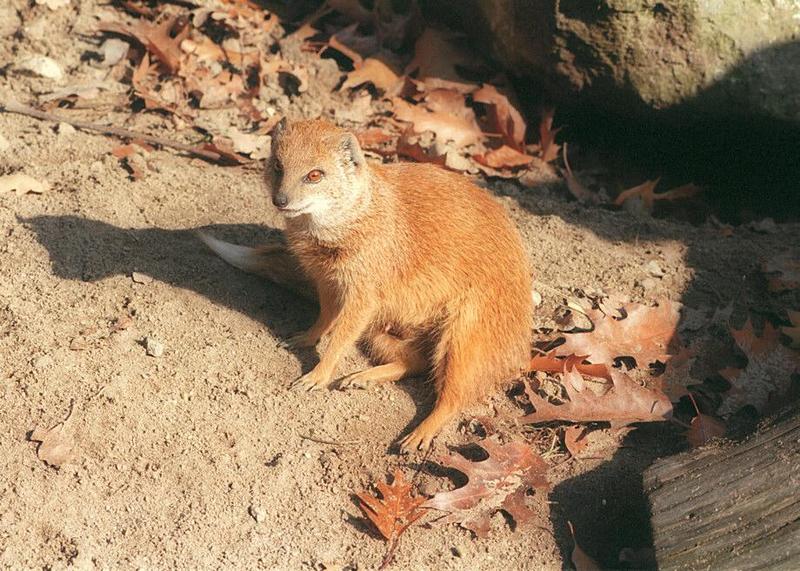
[538,108,561,163]
[29,405,75,468]
[392,98,481,148]
[472,84,526,150]
[563,425,590,457]
[521,370,673,426]
[341,57,401,92]
[614,179,702,212]
[560,143,597,203]
[717,320,800,416]
[686,413,726,448]
[424,439,549,538]
[473,145,533,169]
[356,469,427,542]
[99,14,190,74]
[762,252,799,292]
[557,300,682,367]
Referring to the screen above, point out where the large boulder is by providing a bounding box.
[430,0,800,126]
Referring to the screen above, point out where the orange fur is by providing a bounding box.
[215,119,533,451]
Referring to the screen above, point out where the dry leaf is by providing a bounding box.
[560,143,597,203]
[396,130,446,166]
[0,173,50,194]
[473,145,534,169]
[538,108,561,162]
[717,320,800,416]
[563,425,590,457]
[473,84,526,150]
[557,300,681,367]
[762,252,799,292]
[357,469,427,541]
[651,345,695,401]
[405,28,475,82]
[614,179,702,212]
[392,98,481,148]
[99,14,190,74]
[568,521,602,571]
[521,370,673,426]
[29,405,75,468]
[529,352,612,382]
[356,128,395,151]
[782,310,800,348]
[342,57,401,92]
[424,439,549,537]
[686,413,726,447]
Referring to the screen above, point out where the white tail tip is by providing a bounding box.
[197,232,261,274]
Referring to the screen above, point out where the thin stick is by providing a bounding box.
[0,98,225,163]
[299,433,361,446]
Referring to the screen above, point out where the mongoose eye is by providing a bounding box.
[305,169,324,183]
[274,161,283,173]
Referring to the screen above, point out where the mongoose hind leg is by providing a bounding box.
[399,309,482,452]
[338,362,412,389]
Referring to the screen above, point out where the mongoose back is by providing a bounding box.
[202,118,533,451]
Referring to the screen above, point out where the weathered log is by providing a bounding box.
[644,408,800,570]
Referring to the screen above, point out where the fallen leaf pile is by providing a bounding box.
[424,439,549,537]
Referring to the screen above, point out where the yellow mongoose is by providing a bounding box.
[201,119,533,451]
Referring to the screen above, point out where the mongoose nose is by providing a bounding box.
[273,193,289,208]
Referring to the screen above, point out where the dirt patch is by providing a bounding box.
[1,1,798,569]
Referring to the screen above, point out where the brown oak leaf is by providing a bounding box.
[686,413,726,448]
[424,439,549,538]
[357,470,427,542]
[472,83,527,150]
[614,179,702,213]
[521,370,673,426]
[717,320,800,416]
[762,252,799,292]
[556,300,681,367]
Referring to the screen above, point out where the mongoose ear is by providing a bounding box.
[270,118,287,150]
[340,132,364,169]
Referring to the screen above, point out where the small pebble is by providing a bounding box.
[131,272,153,284]
[249,504,267,523]
[145,336,164,357]
[57,122,76,136]
[531,289,543,307]
[16,56,63,80]
[645,260,664,278]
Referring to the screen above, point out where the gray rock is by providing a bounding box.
[248,504,267,523]
[144,336,164,358]
[430,0,800,126]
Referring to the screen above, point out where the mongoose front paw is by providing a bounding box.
[290,369,331,391]
[398,426,436,453]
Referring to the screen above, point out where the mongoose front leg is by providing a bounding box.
[291,294,375,391]
[282,280,338,349]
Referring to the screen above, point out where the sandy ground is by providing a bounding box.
[1,2,798,570]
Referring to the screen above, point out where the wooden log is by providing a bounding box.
[644,408,800,570]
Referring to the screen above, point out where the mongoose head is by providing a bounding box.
[267,119,367,224]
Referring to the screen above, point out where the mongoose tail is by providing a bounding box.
[197,231,315,301]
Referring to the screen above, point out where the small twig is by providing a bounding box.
[299,433,361,446]
[0,98,225,163]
